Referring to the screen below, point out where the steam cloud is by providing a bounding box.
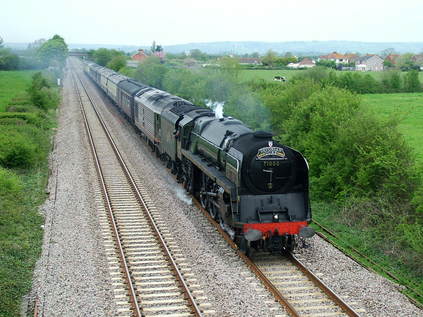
[205,99,225,118]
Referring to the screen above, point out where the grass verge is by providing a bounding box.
[311,200,423,306]
[0,70,58,317]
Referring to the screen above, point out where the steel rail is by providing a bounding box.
[312,219,423,308]
[192,200,300,317]
[73,67,204,317]
[71,73,142,317]
[289,253,359,316]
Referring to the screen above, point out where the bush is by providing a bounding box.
[0,130,39,168]
[403,70,422,92]
[106,55,127,71]
[27,72,60,110]
[0,167,22,203]
[0,112,44,128]
[281,86,415,201]
[0,118,27,125]
[5,105,38,113]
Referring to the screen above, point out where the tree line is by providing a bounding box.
[0,35,68,71]
[293,67,422,93]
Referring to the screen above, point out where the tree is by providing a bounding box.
[316,59,336,69]
[92,48,124,66]
[189,49,207,61]
[218,56,240,79]
[134,56,168,89]
[0,36,3,48]
[106,55,127,71]
[261,50,278,67]
[380,48,396,58]
[396,53,417,71]
[0,48,19,70]
[403,70,421,92]
[37,34,68,68]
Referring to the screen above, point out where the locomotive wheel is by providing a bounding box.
[199,192,208,209]
[209,203,218,220]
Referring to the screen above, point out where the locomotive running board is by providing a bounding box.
[181,149,236,198]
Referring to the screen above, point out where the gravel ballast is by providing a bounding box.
[29,67,117,316]
[295,236,423,317]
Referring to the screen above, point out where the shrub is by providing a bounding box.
[381,71,402,92]
[403,70,422,92]
[106,55,127,71]
[0,112,43,128]
[0,118,27,125]
[27,72,60,110]
[5,105,38,113]
[0,167,22,203]
[0,129,39,168]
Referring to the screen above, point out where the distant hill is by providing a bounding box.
[162,41,423,55]
[5,41,423,55]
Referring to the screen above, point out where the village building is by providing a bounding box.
[385,54,400,65]
[238,57,262,65]
[412,54,423,70]
[319,52,356,64]
[355,55,384,71]
[131,49,148,62]
[287,58,315,69]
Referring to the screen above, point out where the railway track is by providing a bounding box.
[71,65,213,317]
[193,200,363,317]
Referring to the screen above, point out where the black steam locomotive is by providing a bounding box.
[83,60,314,254]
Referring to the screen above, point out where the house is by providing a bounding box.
[385,54,400,65]
[319,52,353,64]
[238,58,262,65]
[131,49,148,62]
[287,58,315,69]
[355,55,384,71]
[412,54,423,67]
[298,58,315,68]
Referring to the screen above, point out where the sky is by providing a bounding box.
[2,0,423,46]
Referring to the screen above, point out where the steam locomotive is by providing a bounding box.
[83,60,314,254]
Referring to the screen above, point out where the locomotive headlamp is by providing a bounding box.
[273,214,279,221]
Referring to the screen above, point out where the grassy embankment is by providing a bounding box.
[316,92,423,303]
[0,70,58,317]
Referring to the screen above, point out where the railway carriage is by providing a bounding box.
[117,79,147,121]
[84,60,314,254]
[107,73,128,104]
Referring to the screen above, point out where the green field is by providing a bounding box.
[0,71,36,112]
[362,93,423,163]
[240,69,423,82]
[240,69,297,82]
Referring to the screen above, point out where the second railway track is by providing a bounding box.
[71,64,214,317]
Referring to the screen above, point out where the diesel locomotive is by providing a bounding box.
[83,60,314,254]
